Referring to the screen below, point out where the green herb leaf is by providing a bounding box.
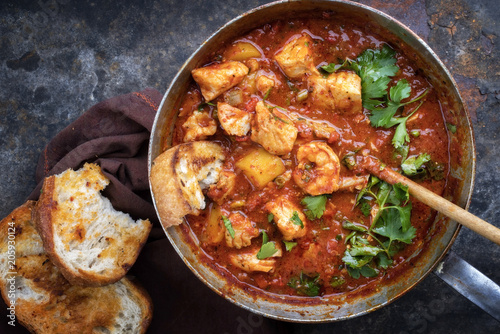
[321,59,348,73]
[359,265,379,278]
[288,272,321,297]
[290,211,304,228]
[342,220,368,232]
[301,195,328,219]
[267,213,274,223]
[283,240,297,251]
[257,232,278,260]
[376,252,393,269]
[360,201,372,217]
[401,153,431,176]
[330,276,346,288]
[222,215,235,239]
[446,123,457,134]
[372,205,416,245]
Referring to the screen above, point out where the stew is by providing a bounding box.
[163,14,457,298]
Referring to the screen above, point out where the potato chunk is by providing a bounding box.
[225,42,262,61]
[250,101,298,155]
[235,147,286,189]
[192,61,249,101]
[274,34,319,79]
[307,71,362,113]
[217,102,251,136]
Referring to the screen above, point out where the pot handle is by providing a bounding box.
[433,251,500,321]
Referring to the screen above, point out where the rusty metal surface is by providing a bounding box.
[1,0,499,332]
[149,0,476,323]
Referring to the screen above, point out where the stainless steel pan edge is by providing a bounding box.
[148,0,476,322]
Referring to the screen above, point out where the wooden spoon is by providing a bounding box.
[360,156,500,246]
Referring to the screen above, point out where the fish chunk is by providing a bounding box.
[250,101,298,155]
[224,212,260,249]
[217,102,251,136]
[182,111,217,142]
[256,75,275,97]
[229,245,282,273]
[192,61,249,102]
[274,34,320,79]
[308,71,362,113]
[265,196,307,240]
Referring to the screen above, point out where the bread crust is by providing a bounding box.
[1,201,153,334]
[33,163,152,286]
[150,141,225,229]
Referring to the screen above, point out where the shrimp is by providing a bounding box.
[293,142,369,195]
[293,142,341,195]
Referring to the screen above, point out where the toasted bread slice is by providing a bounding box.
[150,141,225,228]
[33,163,152,286]
[0,202,153,334]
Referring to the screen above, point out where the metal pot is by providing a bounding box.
[148,0,477,321]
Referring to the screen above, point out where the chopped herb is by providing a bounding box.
[222,215,235,239]
[301,195,328,220]
[335,234,342,241]
[263,87,272,100]
[342,220,368,232]
[283,240,297,251]
[288,272,321,297]
[330,276,346,287]
[427,160,445,180]
[401,153,431,176]
[320,59,348,73]
[267,213,274,223]
[410,129,420,137]
[257,232,278,259]
[359,200,372,217]
[341,153,357,170]
[290,211,304,228]
[446,123,457,134]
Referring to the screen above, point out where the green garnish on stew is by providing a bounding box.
[301,195,328,220]
[222,215,235,239]
[283,240,297,252]
[257,232,278,260]
[290,211,304,228]
[342,177,416,279]
[288,271,321,297]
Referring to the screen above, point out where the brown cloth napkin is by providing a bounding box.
[1,88,288,334]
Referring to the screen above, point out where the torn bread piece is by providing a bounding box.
[0,202,153,334]
[33,163,152,286]
[150,141,225,228]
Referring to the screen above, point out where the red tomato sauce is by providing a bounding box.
[164,15,455,298]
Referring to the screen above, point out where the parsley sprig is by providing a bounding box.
[342,176,416,279]
[326,45,429,151]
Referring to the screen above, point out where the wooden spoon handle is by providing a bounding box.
[361,157,500,246]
